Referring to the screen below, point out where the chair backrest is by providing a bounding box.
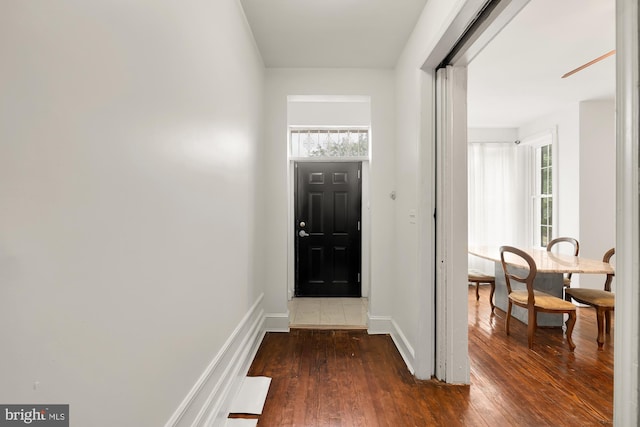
[546,237,580,280]
[603,247,615,292]
[546,236,579,255]
[500,246,537,306]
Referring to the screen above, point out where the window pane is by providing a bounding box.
[541,225,551,247]
[357,131,368,155]
[546,167,552,194]
[308,132,321,156]
[339,131,348,155]
[327,130,338,155]
[318,131,329,154]
[540,168,546,195]
[339,131,350,156]
[547,144,552,167]
[544,198,549,225]
[546,168,550,194]
[291,132,299,156]
[541,198,547,226]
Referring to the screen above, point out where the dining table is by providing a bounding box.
[468,245,615,327]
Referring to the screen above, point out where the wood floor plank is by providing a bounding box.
[245,286,613,426]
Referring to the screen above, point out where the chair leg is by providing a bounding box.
[475,282,480,301]
[605,310,612,334]
[565,311,576,351]
[489,282,496,313]
[596,308,606,350]
[527,309,536,349]
[506,301,512,335]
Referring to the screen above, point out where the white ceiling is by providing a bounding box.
[239,0,428,68]
[467,0,616,128]
[239,0,616,128]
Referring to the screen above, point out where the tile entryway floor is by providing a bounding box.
[288,297,368,329]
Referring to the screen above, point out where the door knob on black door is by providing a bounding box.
[298,230,310,237]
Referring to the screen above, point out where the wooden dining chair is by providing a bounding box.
[565,248,615,350]
[500,246,577,351]
[546,237,580,298]
[468,269,496,312]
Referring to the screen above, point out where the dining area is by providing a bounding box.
[467,128,616,354]
[469,239,615,351]
[466,117,619,423]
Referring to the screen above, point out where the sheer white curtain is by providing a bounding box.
[468,142,526,273]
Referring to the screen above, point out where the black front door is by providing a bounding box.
[295,162,362,297]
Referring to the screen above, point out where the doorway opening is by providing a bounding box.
[287,95,371,300]
[286,96,371,327]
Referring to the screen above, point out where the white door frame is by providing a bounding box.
[614,1,639,425]
[418,0,530,384]
[434,65,470,383]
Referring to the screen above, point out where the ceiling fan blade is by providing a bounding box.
[561,49,616,78]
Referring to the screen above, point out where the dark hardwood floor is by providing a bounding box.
[238,285,613,426]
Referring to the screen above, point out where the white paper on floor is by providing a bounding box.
[228,376,272,415]
[225,419,258,427]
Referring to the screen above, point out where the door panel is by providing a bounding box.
[295,162,361,297]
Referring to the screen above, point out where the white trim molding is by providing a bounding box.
[415,70,436,380]
[164,294,266,427]
[264,311,290,332]
[367,314,416,375]
[366,314,393,335]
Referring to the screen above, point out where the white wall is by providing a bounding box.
[578,100,616,289]
[262,69,396,321]
[468,127,519,143]
[0,1,264,426]
[288,99,371,126]
[393,67,421,360]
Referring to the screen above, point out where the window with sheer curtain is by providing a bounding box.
[468,142,525,272]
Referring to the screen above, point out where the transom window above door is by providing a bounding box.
[290,127,369,159]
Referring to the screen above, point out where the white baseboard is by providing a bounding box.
[264,311,290,332]
[389,319,416,375]
[366,314,392,335]
[164,294,266,427]
[367,314,416,374]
